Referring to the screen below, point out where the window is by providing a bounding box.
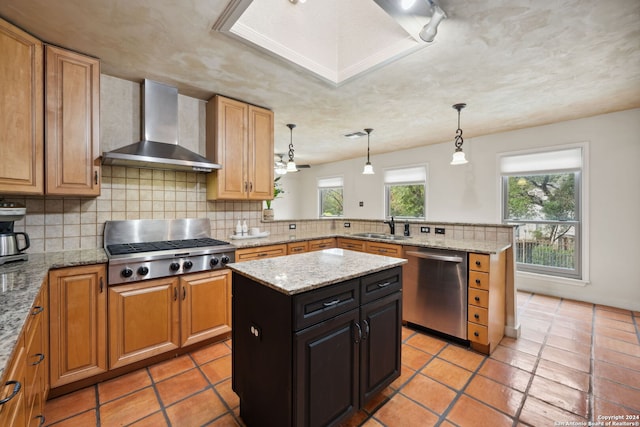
[384,166,426,219]
[318,176,343,217]
[500,147,583,279]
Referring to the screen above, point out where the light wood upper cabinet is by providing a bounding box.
[0,18,44,195]
[49,264,107,388]
[206,95,274,200]
[45,45,101,196]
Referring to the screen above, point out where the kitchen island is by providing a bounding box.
[228,248,407,427]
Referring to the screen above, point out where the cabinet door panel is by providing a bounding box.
[0,18,43,194]
[247,105,274,200]
[108,278,179,369]
[180,270,231,347]
[49,265,107,388]
[360,292,402,405]
[294,309,359,427]
[45,45,100,196]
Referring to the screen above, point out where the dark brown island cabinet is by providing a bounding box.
[232,266,403,427]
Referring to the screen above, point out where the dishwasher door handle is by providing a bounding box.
[405,251,463,263]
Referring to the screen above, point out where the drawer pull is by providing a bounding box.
[475,279,481,285]
[474,296,480,302]
[474,331,479,337]
[31,353,45,366]
[354,322,362,344]
[474,313,480,320]
[258,253,268,257]
[0,381,21,405]
[377,282,391,288]
[32,305,44,316]
[323,299,340,307]
[475,261,481,266]
[173,287,178,301]
[35,415,45,426]
[362,319,370,340]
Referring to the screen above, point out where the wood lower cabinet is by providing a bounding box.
[467,252,506,354]
[366,241,403,257]
[45,45,101,196]
[108,277,180,369]
[49,265,107,388]
[108,270,232,369]
[307,238,336,252]
[206,95,274,200]
[336,238,366,252]
[235,244,287,261]
[233,266,402,427]
[287,241,308,255]
[0,336,26,427]
[0,18,44,195]
[180,270,232,347]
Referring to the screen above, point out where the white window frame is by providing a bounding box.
[498,144,589,282]
[383,165,427,220]
[317,176,344,218]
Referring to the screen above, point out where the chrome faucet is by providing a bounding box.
[384,216,395,235]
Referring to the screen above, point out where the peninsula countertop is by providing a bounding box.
[227,248,407,295]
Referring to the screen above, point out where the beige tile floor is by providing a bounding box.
[43,291,640,426]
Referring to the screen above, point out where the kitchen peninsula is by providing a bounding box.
[228,248,407,427]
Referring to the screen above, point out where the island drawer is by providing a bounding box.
[361,267,402,304]
[293,279,359,330]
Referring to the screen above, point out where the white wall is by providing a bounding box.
[283,109,640,311]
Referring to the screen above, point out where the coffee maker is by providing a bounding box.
[0,200,29,265]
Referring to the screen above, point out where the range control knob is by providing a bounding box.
[121,268,133,278]
[210,257,219,268]
[221,255,230,265]
[137,266,149,276]
[183,260,193,269]
[170,262,181,272]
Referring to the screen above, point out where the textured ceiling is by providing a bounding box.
[1,0,639,166]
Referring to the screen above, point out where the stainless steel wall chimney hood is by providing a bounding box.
[102,79,221,173]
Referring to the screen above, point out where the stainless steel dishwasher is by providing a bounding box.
[403,246,468,340]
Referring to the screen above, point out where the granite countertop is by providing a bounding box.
[228,248,407,295]
[229,231,511,254]
[0,249,108,381]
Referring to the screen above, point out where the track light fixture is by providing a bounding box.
[450,103,469,165]
[419,1,447,42]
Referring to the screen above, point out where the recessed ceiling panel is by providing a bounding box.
[226,0,427,84]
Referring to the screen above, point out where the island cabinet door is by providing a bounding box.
[294,309,360,427]
[359,292,402,405]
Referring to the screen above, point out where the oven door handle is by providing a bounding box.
[404,251,463,263]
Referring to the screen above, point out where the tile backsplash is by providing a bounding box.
[4,165,512,253]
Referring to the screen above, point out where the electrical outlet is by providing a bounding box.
[344,222,351,228]
[289,223,296,230]
[435,227,445,234]
[359,201,364,207]
[420,226,431,233]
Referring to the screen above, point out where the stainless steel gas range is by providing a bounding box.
[104,218,235,286]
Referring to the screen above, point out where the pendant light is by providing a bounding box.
[286,124,298,172]
[450,103,469,165]
[362,128,374,175]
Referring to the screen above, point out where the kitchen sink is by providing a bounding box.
[351,232,410,241]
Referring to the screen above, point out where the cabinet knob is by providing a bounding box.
[475,260,481,266]
[474,313,480,319]
[475,279,481,285]
[474,296,480,302]
[474,331,479,337]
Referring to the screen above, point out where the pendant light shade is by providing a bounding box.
[362,128,375,175]
[450,103,469,165]
[286,124,298,172]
